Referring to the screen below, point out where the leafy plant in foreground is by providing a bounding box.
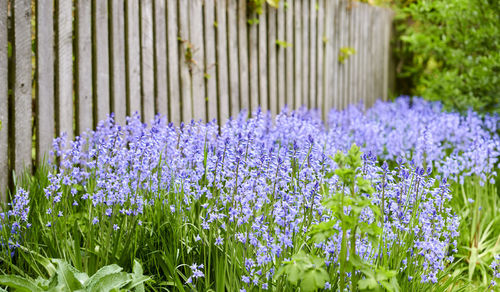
[0,258,149,292]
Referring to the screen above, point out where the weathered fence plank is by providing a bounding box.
[154,0,168,117]
[316,0,324,117]
[227,0,240,117]
[111,0,127,125]
[141,0,155,122]
[57,0,73,140]
[322,0,333,115]
[268,6,278,114]
[178,1,193,122]
[189,0,206,121]
[302,0,309,108]
[215,0,229,121]
[285,0,294,109]
[166,0,180,124]
[37,0,54,162]
[77,0,93,135]
[95,0,110,123]
[276,0,286,112]
[204,0,217,121]
[237,0,249,114]
[0,0,8,198]
[258,5,268,112]
[293,0,302,108]
[249,13,259,113]
[14,0,32,176]
[308,0,317,109]
[126,0,142,116]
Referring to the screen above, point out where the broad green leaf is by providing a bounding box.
[0,275,44,292]
[51,259,85,291]
[89,272,131,292]
[84,264,123,291]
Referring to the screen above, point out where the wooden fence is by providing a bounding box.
[0,0,394,199]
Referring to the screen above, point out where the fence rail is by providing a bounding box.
[0,0,394,199]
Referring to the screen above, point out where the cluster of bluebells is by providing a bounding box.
[491,255,500,288]
[328,97,500,184]
[3,97,498,289]
[0,188,30,254]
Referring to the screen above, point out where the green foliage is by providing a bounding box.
[274,251,329,292]
[0,258,149,292]
[247,0,280,25]
[338,47,356,64]
[275,40,292,48]
[394,0,500,113]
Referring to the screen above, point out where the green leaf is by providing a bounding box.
[300,267,329,292]
[52,259,85,290]
[0,275,44,292]
[84,264,123,291]
[89,272,131,292]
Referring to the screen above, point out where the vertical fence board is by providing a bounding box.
[258,5,268,112]
[267,6,277,115]
[154,0,168,117]
[293,0,302,108]
[276,0,285,112]
[316,0,324,118]
[178,0,192,121]
[284,0,294,110]
[237,0,249,114]
[14,0,32,175]
[308,0,317,109]
[227,0,240,117]
[341,1,350,109]
[248,11,259,113]
[323,0,334,114]
[141,0,155,122]
[0,0,7,198]
[37,0,54,161]
[348,5,355,106]
[383,10,392,101]
[302,0,309,108]
[166,0,180,124]
[77,0,93,135]
[126,0,142,116]
[57,0,73,140]
[95,0,110,123]
[111,0,127,125]
[189,0,206,121]
[215,0,229,120]
[204,0,217,121]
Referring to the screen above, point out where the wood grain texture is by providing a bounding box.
[14,0,32,174]
[284,0,294,110]
[215,0,229,121]
[322,0,333,114]
[267,5,277,115]
[189,0,206,122]
[293,0,302,109]
[227,0,240,118]
[248,11,259,114]
[0,0,8,198]
[57,0,73,140]
[95,0,110,123]
[154,0,168,117]
[316,0,324,118]
[308,0,317,109]
[237,0,249,115]
[258,5,268,112]
[178,0,193,122]
[77,0,93,135]
[111,0,127,125]
[126,0,141,117]
[302,0,309,108]
[204,0,217,122]
[166,0,180,124]
[141,0,155,123]
[37,0,54,162]
[276,0,285,113]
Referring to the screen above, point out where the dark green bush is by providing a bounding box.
[394,0,500,113]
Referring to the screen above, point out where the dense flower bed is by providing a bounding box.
[1,97,499,291]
